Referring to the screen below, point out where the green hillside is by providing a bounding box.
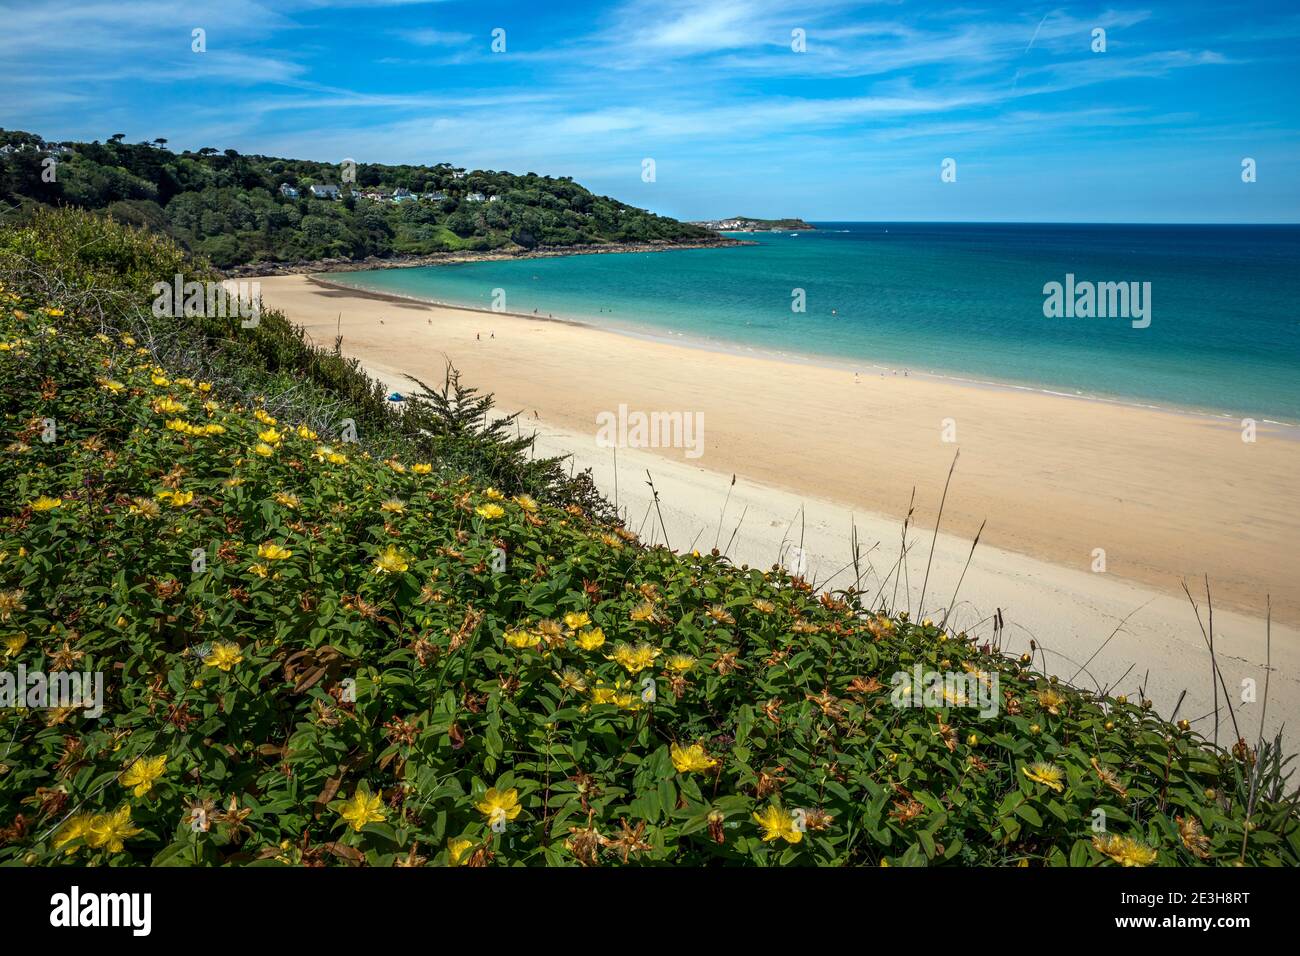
[0,129,718,268]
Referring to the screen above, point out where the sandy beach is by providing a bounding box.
[255,273,1300,745]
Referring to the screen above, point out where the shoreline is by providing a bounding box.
[222,236,749,279]
[308,273,1300,434]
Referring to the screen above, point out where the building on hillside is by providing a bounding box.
[279,184,299,198]
[392,187,416,202]
[309,184,341,200]
[465,192,486,202]
[423,190,447,201]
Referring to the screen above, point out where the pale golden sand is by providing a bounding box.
[255,273,1300,742]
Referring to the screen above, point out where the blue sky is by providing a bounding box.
[1,0,1297,222]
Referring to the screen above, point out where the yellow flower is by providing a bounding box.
[387,460,406,474]
[940,684,969,707]
[253,442,275,457]
[152,374,170,387]
[224,477,245,488]
[158,490,194,507]
[254,409,276,425]
[563,611,591,630]
[630,602,656,622]
[273,492,300,509]
[1093,834,1158,867]
[97,378,125,393]
[504,628,541,649]
[475,503,505,520]
[121,754,168,798]
[152,396,186,415]
[554,667,587,693]
[53,813,96,855]
[29,496,62,512]
[380,498,405,514]
[120,334,136,346]
[1176,815,1211,859]
[339,787,387,832]
[1036,688,1067,715]
[448,837,475,866]
[411,463,432,475]
[485,487,505,500]
[665,654,696,673]
[0,590,24,622]
[296,425,318,440]
[752,804,802,844]
[670,742,718,774]
[575,627,606,651]
[257,542,293,561]
[513,494,538,512]
[86,806,142,853]
[248,563,269,578]
[608,641,660,675]
[1022,762,1066,793]
[2,633,27,657]
[373,545,409,575]
[258,427,283,445]
[475,787,522,828]
[752,598,775,613]
[203,641,243,671]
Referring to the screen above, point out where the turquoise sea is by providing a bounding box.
[328,223,1300,423]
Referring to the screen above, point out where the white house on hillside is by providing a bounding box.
[309,184,341,200]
